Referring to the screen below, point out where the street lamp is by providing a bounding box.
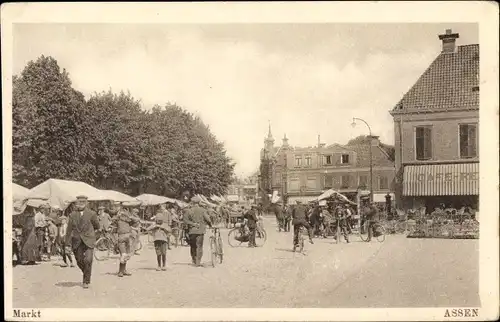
[351,117,373,203]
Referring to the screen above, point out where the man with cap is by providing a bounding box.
[110,201,140,276]
[244,205,259,247]
[363,202,380,242]
[292,200,314,250]
[65,195,100,289]
[183,196,212,267]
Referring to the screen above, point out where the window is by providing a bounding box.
[358,175,368,189]
[379,176,389,190]
[294,155,302,167]
[324,175,333,188]
[341,175,350,188]
[341,154,350,164]
[289,178,300,191]
[459,124,477,159]
[324,155,332,165]
[306,177,316,190]
[305,155,312,167]
[415,126,432,160]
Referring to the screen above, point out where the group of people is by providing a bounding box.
[272,198,383,248]
[14,193,227,289]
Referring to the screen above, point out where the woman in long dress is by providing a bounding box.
[21,208,39,265]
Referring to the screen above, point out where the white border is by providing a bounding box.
[2,1,499,321]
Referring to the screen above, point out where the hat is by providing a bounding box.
[112,201,122,206]
[98,206,105,210]
[76,195,88,200]
[39,203,50,209]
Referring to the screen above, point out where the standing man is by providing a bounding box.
[130,208,142,255]
[183,196,212,267]
[244,205,259,247]
[111,201,140,277]
[292,201,314,249]
[337,205,350,243]
[363,202,379,242]
[274,203,284,232]
[283,204,292,232]
[97,206,112,239]
[34,204,49,261]
[65,196,99,289]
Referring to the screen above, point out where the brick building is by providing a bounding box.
[390,29,479,212]
[259,126,395,205]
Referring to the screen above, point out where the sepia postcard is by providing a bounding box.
[2,2,499,321]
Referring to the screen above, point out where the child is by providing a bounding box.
[146,211,171,271]
[58,215,74,267]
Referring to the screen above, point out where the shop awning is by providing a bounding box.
[403,163,479,196]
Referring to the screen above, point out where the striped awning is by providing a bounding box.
[403,163,479,196]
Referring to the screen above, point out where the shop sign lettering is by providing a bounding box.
[417,172,478,182]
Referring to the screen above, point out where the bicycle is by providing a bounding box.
[227,223,267,247]
[209,227,224,267]
[94,230,142,261]
[293,226,308,254]
[359,220,386,242]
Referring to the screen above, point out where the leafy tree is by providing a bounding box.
[12,56,90,187]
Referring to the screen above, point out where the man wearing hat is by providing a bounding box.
[110,201,140,276]
[292,200,314,250]
[65,195,100,289]
[244,205,259,247]
[183,196,212,267]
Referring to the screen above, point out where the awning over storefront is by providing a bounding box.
[403,163,479,196]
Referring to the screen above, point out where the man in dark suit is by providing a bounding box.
[244,205,259,247]
[292,201,314,250]
[65,195,100,289]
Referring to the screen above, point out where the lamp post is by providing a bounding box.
[351,117,373,203]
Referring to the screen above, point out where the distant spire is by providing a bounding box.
[267,121,273,139]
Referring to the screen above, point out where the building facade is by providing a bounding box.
[390,29,479,212]
[259,127,396,205]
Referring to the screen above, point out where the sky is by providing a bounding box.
[13,23,478,177]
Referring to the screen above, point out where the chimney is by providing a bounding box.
[438,29,459,53]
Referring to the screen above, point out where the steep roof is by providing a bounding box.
[344,143,395,168]
[392,44,479,113]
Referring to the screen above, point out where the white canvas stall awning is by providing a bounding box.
[287,196,318,205]
[133,194,178,206]
[13,183,30,215]
[27,178,108,210]
[100,190,138,203]
[317,189,357,205]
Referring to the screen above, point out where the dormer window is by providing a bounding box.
[341,154,350,164]
[324,155,332,165]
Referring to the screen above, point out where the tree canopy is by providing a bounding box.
[12,56,235,197]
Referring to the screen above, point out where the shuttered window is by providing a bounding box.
[415,126,432,160]
[341,175,350,188]
[324,175,333,189]
[459,124,477,159]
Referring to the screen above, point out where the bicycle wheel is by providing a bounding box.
[210,237,217,268]
[227,229,243,247]
[394,222,406,234]
[255,229,267,247]
[94,237,111,261]
[217,235,224,264]
[376,225,386,242]
[359,221,369,242]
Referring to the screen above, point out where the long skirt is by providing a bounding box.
[21,228,39,263]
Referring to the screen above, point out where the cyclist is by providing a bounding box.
[292,201,314,250]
